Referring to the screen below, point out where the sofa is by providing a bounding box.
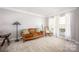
[21,28,44,41]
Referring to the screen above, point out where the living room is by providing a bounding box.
[0,7,79,52]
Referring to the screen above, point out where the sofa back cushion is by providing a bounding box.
[36,28,41,32]
[22,29,29,34]
[28,28,37,34]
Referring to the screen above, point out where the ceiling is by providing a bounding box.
[3,7,76,17]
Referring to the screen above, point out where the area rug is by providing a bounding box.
[3,36,77,52]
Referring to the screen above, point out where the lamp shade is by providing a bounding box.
[12,21,21,25]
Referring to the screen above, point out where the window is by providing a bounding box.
[59,15,66,37]
[48,13,71,39]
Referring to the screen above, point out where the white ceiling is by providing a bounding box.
[3,7,76,17]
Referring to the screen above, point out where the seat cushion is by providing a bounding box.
[22,34,33,38]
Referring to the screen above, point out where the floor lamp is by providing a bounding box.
[12,21,21,42]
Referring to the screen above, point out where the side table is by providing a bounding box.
[0,33,11,47]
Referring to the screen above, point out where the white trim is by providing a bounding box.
[1,8,77,17]
[2,8,45,17]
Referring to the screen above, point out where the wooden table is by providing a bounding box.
[0,33,11,47]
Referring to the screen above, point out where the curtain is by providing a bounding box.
[65,13,71,40]
[48,16,59,37]
[54,16,60,37]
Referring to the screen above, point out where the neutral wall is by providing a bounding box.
[0,8,45,39]
[71,8,79,42]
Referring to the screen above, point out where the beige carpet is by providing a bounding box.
[4,36,77,52]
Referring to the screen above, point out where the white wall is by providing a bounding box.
[0,8,45,39]
[71,8,79,42]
